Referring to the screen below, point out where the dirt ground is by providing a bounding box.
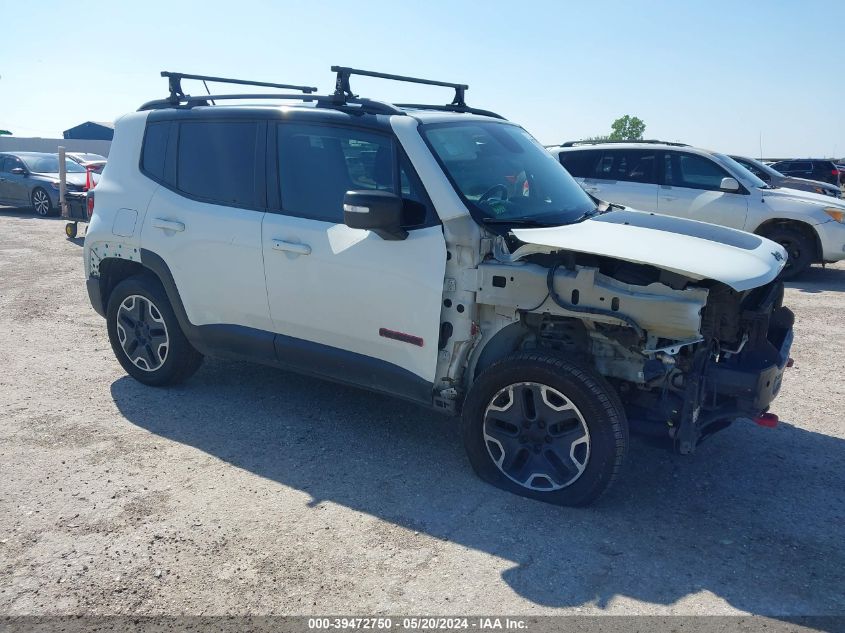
[1,209,844,618]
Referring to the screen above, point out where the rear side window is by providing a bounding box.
[141,122,170,181]
[667,153,729,191]
[176,121,258,207]
[791,161,812,172]
[277,124,395,223]
[594,149,657,184]
[558,150,601,178]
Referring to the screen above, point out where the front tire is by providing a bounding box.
[462,352,628,507]
[760,226,814,280]
[106,275,203,386]
[31,188,53,216]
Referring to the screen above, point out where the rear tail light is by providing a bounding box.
[87,193,95,218]
[832,169,840,177]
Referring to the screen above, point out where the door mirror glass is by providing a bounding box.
[720,177,740,192]
[343,190,407,241]
[10,167,26,175]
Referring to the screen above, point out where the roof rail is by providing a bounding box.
[331,66,504,119]
[560,139,689,147]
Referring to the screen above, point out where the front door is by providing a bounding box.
[657,151,748,230]
[262,122,446,398]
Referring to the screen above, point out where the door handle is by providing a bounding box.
[272,239,311,255]
[661,196,677,201]
[152,218,185,232]
[584,187,599,193]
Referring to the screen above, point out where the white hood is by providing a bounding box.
[761,186,845,210]
[511,209,787,291]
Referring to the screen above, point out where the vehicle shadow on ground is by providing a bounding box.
[112,362,845,619]
[787,266,845,293]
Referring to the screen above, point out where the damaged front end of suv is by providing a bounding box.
[460,208,793,453]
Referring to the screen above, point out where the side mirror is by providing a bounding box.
[720,177,740,192]
[10,167,26,175]
[343,190,407,241]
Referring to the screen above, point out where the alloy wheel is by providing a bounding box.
[115,295,170,372]
[483,382,591,491]
[32,189,51,216]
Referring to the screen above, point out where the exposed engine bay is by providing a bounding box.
[459,245,794,453]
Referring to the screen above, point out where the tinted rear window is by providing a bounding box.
[141,122,170,181]
[177,121,257,207]
[558,150,601,178]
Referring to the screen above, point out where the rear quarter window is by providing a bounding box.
[558,150,600,178]
[141,122,170,181]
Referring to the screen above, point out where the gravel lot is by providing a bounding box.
[1,209,844,618]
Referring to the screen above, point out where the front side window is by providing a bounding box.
[422,121,596,226]
[176,121,258,207]
[277,123,432,226]
[594,149,657,184]
[667,153,730,191]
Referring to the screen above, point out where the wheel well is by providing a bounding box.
[754,219,822,262]
[97,258,149,311]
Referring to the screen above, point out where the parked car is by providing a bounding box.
[551,140,845,278]
[66,152,107,168]
[730,155,841,198]
[768,159,841,188]
[84,69,794,506]
[0,152,88,215]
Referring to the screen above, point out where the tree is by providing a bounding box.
[608,115,645,141]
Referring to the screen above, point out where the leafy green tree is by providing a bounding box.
[608,115,645,141]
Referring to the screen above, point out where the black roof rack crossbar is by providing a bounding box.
[332,66,469,107]
[560,139,689,147]
[138,92,403,115]
[160,71,318,104]
[394,103,506,120]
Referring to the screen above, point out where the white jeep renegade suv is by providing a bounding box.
[84,69,794,506]
[549,140,845,278]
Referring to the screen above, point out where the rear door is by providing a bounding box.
[657,151,748,229]
[573,148,659,211]
[261,121,446,396]
[140,118,273,339]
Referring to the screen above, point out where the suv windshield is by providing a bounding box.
[422,121,597,225]
[22,155,86,174]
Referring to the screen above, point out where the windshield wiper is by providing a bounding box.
[481,217,554,226]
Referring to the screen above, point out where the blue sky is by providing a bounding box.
[1,0,843,157]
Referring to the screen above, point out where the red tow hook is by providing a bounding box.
[753,412,779,428]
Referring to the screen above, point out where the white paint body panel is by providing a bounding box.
[140,186,273,331]
[262,216,446,382]
[512,209,786,291]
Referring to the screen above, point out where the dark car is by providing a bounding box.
[0,152,88,216]
[731,155,841,198]
[769,158,841,187]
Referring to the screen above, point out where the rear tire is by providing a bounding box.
[31,188,52,217]
[462,352,628,507]
[760,226,814,280]
[106,275,203,386]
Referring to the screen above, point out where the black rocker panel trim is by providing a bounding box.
[138,248,435,406]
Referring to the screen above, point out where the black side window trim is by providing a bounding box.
[269,121,440,230]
